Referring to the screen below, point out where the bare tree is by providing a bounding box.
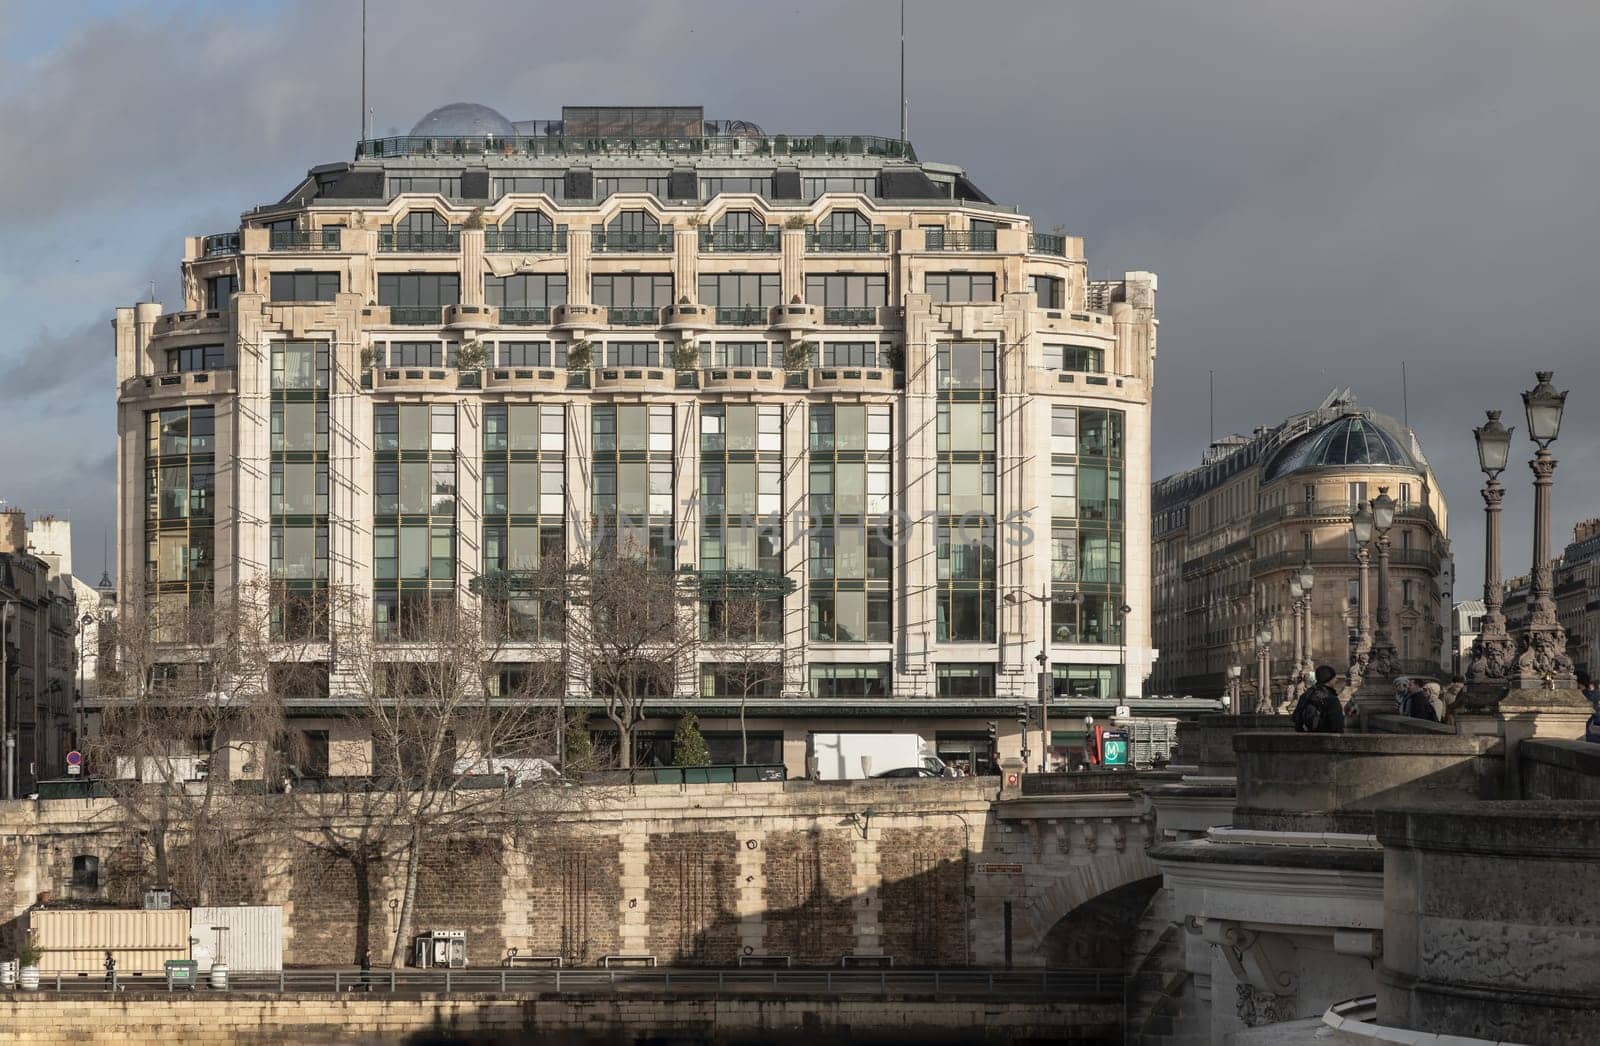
[297,591,567,967]
[701,588,787,764]
[538,545,700,770]
[87,580,300,904]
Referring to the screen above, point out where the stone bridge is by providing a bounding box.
[0,773,1166,970]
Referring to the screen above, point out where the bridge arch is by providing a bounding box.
[1021,848,1162,956]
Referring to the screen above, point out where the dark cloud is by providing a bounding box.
[1,321,109,399]
[3,0,1600,588]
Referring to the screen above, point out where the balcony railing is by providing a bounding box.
[924,230,997,252]
[378,230,461,252]
[716,306,769,326]
[387,306,444,325]
[806,229,888,252]
[499,306,553,325]
[1250,547,1443,576]
[591,230,673,253]
[202,232,240,256]
[270,229,342,251]
[1029,233,1067,257]
[484,228,568,252]
[607,306,661,326]
[1252,501,1439,529]
[699,229,780,252]
[823,306,877,325]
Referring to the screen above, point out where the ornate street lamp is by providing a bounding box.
[1288,574,1305,701]
[1227,664,1243,715]
[1467,410,1516,680]
[1352,505,1374,656]
[1368,487,1400,678]
[1297,562,1316,680]
[1516,371,1575,688]
[1255,626,1274,714]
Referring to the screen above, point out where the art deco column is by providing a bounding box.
[1467,410,1517,680]
[1514,372,1576,688]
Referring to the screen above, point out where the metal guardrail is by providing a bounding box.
[805,230,888,253]
[202,232,240,256]
[356,134,916,162]
[378,230,461,252]
[592,231,673,253]
[924,231,997,252]
[699,230,780,252]
[1029,233,1067,256]
[485,229,568,253]
[499,307,552,325]
[32,967,1122,1000]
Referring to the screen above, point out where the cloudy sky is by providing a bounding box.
[2,0,1597,595]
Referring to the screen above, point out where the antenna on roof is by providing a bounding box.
[899,0,907,145]
[1209,370,1215,444]
[1401,360,1410,433]
[360,0,368,141]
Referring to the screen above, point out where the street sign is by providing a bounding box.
[65,751,82,777]
[1101,730,1130,767]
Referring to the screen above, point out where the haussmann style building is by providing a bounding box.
[1150,390,1451,703]
[112,103,1174,775]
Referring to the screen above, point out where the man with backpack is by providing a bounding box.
[1293,665,1345,734]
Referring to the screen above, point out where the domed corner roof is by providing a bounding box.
[409,102,515,138]
[1262,411,1422,482]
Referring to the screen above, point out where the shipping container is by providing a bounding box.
[27,908,190,974]
[190,906,283,972]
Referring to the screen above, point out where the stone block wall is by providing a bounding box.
[0,779,1157,970]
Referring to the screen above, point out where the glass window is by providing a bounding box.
[204,274,236,312]
[927,272,997,304]
[809,663,891,698]
[269,272,339,302]
[167,345,226,373]
[378,273,461,309]
[592,274,673,308]
[804,274,888,308]
[1045,345,1104,373]
[1033,275,1064,309]
[937,340,997,391]
[485,273,568,308]
[936,664,996,699]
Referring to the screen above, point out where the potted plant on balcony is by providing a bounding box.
[359,347,376,373]
[567,340,592,370]
[671,343,701,372]
[883,345,905,372]
[456,339,487,373]
[784,341,815,371]
[784,215,807,230]
[464,207,486,230]
[16,933,43,990]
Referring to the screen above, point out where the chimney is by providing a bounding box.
[0,509,25,554]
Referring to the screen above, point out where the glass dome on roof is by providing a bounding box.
[1263,413,1421,481]
[409,103,515,138]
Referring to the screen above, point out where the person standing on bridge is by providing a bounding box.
[1292,665,1345,734]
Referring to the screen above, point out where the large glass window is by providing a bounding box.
[701,404,783,641]
[591,404,674,569]
[592,274,672,324]
[269,272,339,302]
[934,340,997,642]
[804,273,887,324]
[1044,344,1105,373]
[144,405,215,640]
[1050,404,1126,644]
[167,345,226,373]
[373,403,457,639]
[802,176,878,201]
[809,663,891,698]
[595,209,669,250]
[482,404,566,641]
[700,178,773,200]
[927,272,997,304]
[486,273,567,322]
[698,273,780,323]
[491,177,564,200]
[377,273,460,323]
[204,274,236,312]
[1033,275,1064,309]
[809,404,892,643]
[595,176,669,199]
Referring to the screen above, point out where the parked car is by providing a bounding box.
[872,766,944,779]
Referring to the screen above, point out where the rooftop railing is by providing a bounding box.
[387,306,445,326]
[924,230,997,252]
[592,230,673,253]
[270,229,342,251]
[202,232,240,256]
[356,133,917,162]
[1029,232,1067,256]
[607,306,661,326]
[806,229,888,253]
[823,306,878,325]
[715,306,770,326]
[699,229,780,252]
[498,306,552,325]
[378,229,461,252]
[484,229,568,253]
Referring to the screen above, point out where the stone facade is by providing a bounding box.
[1151,394,1452,701]
[1,778,1157,971]
[111,102,1163,772]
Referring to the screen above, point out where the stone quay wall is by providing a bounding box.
[0,992,1123,1045]
[0,778,1156,970]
